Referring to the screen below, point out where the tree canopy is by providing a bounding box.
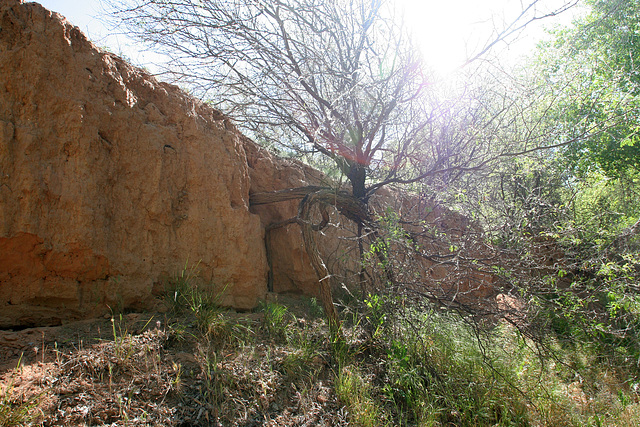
[106,0,578,201]
[537,0,640,178]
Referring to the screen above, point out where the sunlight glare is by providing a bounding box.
[396,0,579,75]
[396,0,503,74]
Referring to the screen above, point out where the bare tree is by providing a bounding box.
[105,0,577,199]
[107,0,428,200]
[105,0,579,336]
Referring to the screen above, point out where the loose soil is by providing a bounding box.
[0,297,347,426]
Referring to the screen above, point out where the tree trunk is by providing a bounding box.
[298,191,342,339]
[348,164,367,201]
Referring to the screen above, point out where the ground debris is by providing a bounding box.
[0,308,346,426]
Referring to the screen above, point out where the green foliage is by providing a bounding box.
[166,262,229,334]
[363,207,414,274]
[581,0,640,95]
[572,172,640,238]
[280,347,321,383]
[536,0,640,179]
[335,294,534,425]
[259,300,293,342]
[363,294,387,340]
[110,314,137,362]
[164,262,255,350]
[305,296,325,319]
[535,263,640,376]
[485,164,640,382]
[336,366,388,427]
[269,302,326,382]
[337,293,640,426]
[380,309,529,426]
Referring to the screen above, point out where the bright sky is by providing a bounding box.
[36,0,582,75]
[396,0,583,73]
[37,0,164,69]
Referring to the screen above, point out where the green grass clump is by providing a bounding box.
[371,308,529,426]
[336,293,640,426]
[0,383,40,426]
[0,356,42,427]
[336,365,388,427]
[260,300,293,342]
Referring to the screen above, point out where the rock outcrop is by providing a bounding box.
[0,0,267,327]
[244,141,359,296]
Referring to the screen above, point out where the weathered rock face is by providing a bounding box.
[0,0,268,327]
[245,141,327,296]
[244,141,362,296]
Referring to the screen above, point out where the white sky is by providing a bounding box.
[396,0,584,73]
[35,0,583,75]
[36,0,164,69]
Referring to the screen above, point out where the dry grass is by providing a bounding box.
[0,298,346,426]
[1,295,639,426]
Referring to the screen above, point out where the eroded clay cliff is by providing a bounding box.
[0,0,268,327]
